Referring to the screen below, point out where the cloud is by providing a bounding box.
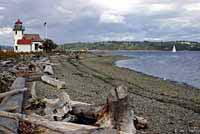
[0,0,200,46]
[0,27,12,35]
[149,3,175,12]
[0,7,5,10]
[184,3,200,11]
[99,13,125,24]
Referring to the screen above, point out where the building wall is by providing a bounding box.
[14,31,23,52]
[32,42,43,52]
[16,42,43,53]
[16,45,32,52]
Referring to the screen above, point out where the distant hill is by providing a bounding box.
[0,45,13,51]
[61,41,200,51]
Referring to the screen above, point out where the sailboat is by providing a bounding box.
[172,45,176,53]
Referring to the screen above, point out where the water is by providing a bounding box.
[113,51,200,89]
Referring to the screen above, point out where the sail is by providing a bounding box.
[172,45,176,52]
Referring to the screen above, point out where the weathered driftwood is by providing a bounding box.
[96,85,136,134]
[41,75,65,89]
[0,77,26,134]
[71,103,147,130]
[71,101,91,106]
[44,92,72,121]
[0,111,129,134]
[31,82,37,99]
[42,87,147,131]
[71,104,102,121]
[0,88,27,100]
[0,111,101,134]
[134,116,148,130]
[71,86,139,133]
[40,57,49,62]
[0,60,12,66]
[44,65,54,75]
[43,94,92,121]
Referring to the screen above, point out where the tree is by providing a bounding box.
[42,39,57,52]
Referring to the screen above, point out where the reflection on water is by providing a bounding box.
[113,51,200,89]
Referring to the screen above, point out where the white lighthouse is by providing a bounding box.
[13,19,43,52]
[13,19,25,51]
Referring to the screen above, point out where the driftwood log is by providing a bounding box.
[0,88,27,100]
[44,65,54,75]
[0,77,26,133]
[94,86,136,134]
[71,86,147,131]
[25,82,147,134]
[30,82,37,99]
[0,111,129,134]
[44,92,72,121]
[41,75,65,89]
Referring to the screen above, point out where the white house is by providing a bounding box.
[13,19,43,52]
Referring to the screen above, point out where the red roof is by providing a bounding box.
[15,19,23,25]
[23,34,43,42]
[17,39,32,45]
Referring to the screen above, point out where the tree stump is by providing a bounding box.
[97,85,136,134]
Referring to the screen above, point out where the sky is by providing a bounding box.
[0,0,200,46]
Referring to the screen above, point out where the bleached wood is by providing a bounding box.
[0,111,96,134]
[41,75,65,89]
[0,111,129,134]
[0,88,27,100]
[44,65,54,75]
[97,85,136,134]
[31,82,37,99]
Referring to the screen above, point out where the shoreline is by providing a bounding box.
[101,50,200,90]
[114,58,200,90]
[4,52,197,134]
[77,53,200,133]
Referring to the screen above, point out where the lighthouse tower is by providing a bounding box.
[13,19,25,52]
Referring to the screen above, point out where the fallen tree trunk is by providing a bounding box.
[41,75,65,89]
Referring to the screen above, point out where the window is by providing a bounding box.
[15,46,18,51]
[35,43,39,51]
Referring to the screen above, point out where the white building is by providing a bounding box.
[13,19,43,52]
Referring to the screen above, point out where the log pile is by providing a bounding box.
[0,85,147,134]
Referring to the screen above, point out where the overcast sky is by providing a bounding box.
[0,0,200,46]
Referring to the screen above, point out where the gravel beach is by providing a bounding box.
[35,53,200,134]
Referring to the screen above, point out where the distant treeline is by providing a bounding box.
[0,45,13,51]
[62,41,200,51]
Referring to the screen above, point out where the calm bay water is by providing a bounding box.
[113,51,200,89]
